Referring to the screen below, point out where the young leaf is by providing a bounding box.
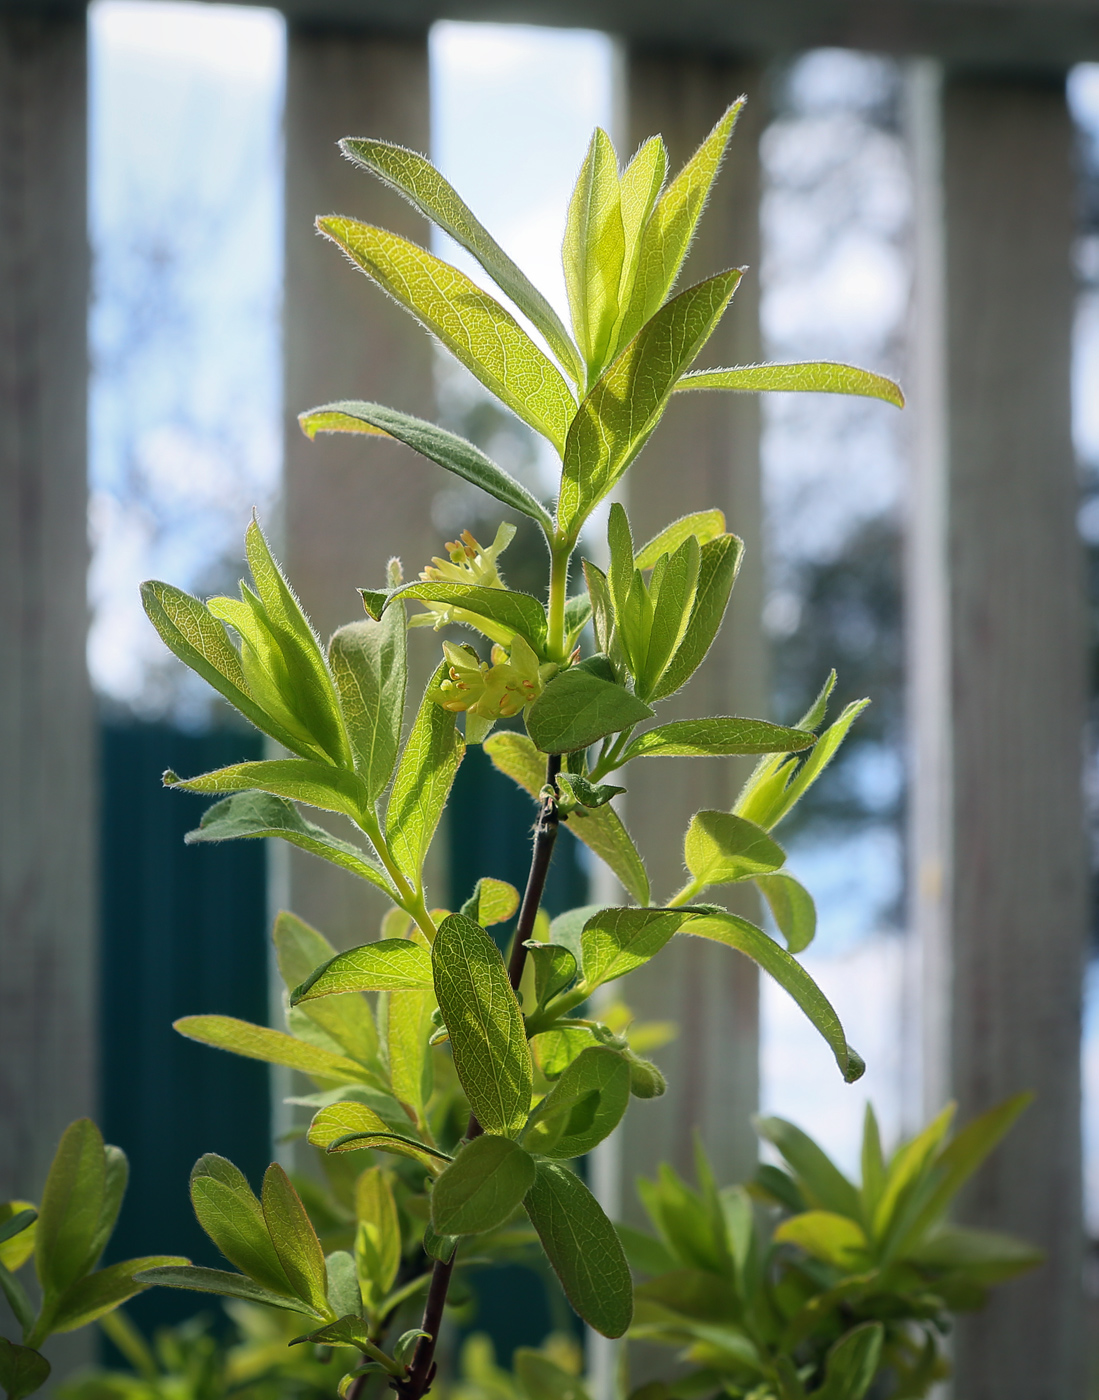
[460,877,521,928]
[46,1255,190,1334]
[484,732,650,904]
[564,128,625,375]
[637,537,701,697]
[634,510,726,570]
[815,1322,884,1400]
[431,1136,536,1236]
[293,1314,402,1373]
[563,593,593,651]
[133,1265,326,1317]
[756,872,816,954]
[355,1168,401,1302]
[0,1340,49,1400]
[677,361,904,408]
[385,663,465,885]
[620,718,813,763]
[523,1162,632,1338]
[614,101,744,349]
[523,1047,630,1159]
[190,1155,293,1294]
[35,1119,107,1300]
[318,218,575,451]
[684,812,786,887]
[329,613,407,802]
[165,760,370,827]
[582,561,617,663]
[527,668,653,754]
[292,941,434,1003]
[307,1103,450,1170]
[385,989,437,1125]
[432,913,532,1136]
[140,582,310,758]
[185,792,393,895]
[523,943,578,1007]
[261,1164,332,1318]
[736,700,870,831]
[300,401,553,532]
[339,137,583,384]
[650,533,742,701]
[174,1016,379,1086]
[555,773,625,812]
[773,1212,871,1271]
[273,911,379,1065]
[325,1250,362,1320]
[685,914,865,1083]
[362,581,547,654]
[532,1026,600,1081]
[753,1118,862,1219]
[614,135,668,341]
[558,269,742,543]
[580,908,684,989]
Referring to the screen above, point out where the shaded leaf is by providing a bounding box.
[324,1250,362,1321]
[47,1255,189,1334]
[816,1322,884,1400]
[527,669,652,754]
[190,1155,291,1294]
[273,911,379,1065]
[328,611,407,801]
[523,1047,630,1159]
[362,581,547,653]
[754,1118,862,1218]
[385,663,465,884]
[385,988,437,1125]
[0,1339,49,1400]
[432,1136,536,1236]
[165,760,370,827]
[756,872,816,954]
[620,718,813,763]
[292,1313,402,1373]
[355,1168,401,1303]
[261,1165,331,1317]
[35,1119,107,1300]
[684,811,786,887]
[677,360,903,408]
[523,942,577,1007]
[651,533,742,701]
[133,1265,325,1317]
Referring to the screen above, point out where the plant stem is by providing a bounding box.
[546,543,571,661]
[393,755,562,1400]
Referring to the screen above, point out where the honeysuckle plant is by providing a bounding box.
[120,100,904,1400]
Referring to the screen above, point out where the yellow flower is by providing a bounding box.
[430,636,557,740]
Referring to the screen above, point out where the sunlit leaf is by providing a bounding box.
[677,361,904,408]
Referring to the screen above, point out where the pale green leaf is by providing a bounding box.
[165,760,369,827]
[558,269,742,542]
[816,1323,884,1400]
[620,717,813,762]
[307,1103,448,1170]
[431,1135,536,1235]
[677,361,904,408]
[0,1209,35,1273]
[527,668,652,754]
[132,1265,325,1317]
[484,732,649,904]
[362,580,547,654]
[339,137,583,383]
[185,792,392,895]
[261,1164,331,1317]
[35,1119,107,1300]
[564,128,625,375]
[355,1167,401,1302]
[318,218,576,451]
[273,911,379,1065]
[773,1212,871,1270]
[524,1162,633,1338]
[614,135,668,342]
[523,1047,630,1159]
[324,1250,361,1320]
[292,940,434,1003]
[523,942,577,1008]
[432,913,532,1136]
[173,1016,378,1087]
[686,915,865,1083]
[385,663,465,884]
[634,509,725,571]
[300,401,553,531]
[532,1026,599,1081]
[563,592,593,652]
[684,811,786,886]
[47,1255,189,1334]
[651,533,742,701]
[736,700,869,831]
[906,1225,1042,1284]
[580,908,684,989]
[754,1118,862,1218]
[0,1340,49,1400]
[637,537,701,697]
[384,988,437,1123]
[460,877,521,928]
[190,1155,292,1294]
[515,1350,592,1400]
[756,872,817,954]
[329,611,406,801]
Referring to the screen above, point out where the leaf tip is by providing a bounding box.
[843,1047,867,1084]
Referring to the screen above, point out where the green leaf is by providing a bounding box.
[132,1265,325,1317]
[527,668,652,754]
[815,1322,884,1400]
[261,1164,332,1317]
[0,1210,35,1267]
[563,593,593,651]
[35,1119,108,1300]
[324,1250,362,1320]
[431,1136,536,1236]
[615,101,744,351]
[523,943,577,1007]
[558,269,742,542]
[582,561,617,666]
[620,717,813,763]
[564,128,625,375]
[385,988,437,1124]
[523,1047,630,1159]
[0,1340,49,1400]
[423,1225,457,1263]
[174,1016,378,1086]
[484,732,649,904]
[523,1162,632,1338]
[0,1263,34,1337]
[684,812,786,887]
[460,877,521,928]
[293,1314,402,1374]
[385,663,465,884]
[687,915,865,1083]
[515,1350,592,1400]
[292,940,434,1003]
[753,1118,862,1218]
[651,533,742,701]
[756,872,816,954]
[355,1167,401,1303]
[773,1212,871,1271]
[307,1103,449,1170]
[614,135,668,348]
[906,1225,1042,1284]
[189,1155,292,1294]
[634,510,726,571]
[555,774,624,813]
[432,913,532,1136]
[318,218,576,451]
[637,537,701,698]
[363,581,547,654]
[737,700,869,831]
[273,911,379,1065]
[532,1026,599,1081]
[339,137,583,384]
[140,581,310,758]
[580,908,684,989]
[677,361,904,408]
[185,792,392,895]
[328,611,406,802]
[165,760,370,827]
[47,1255,189,1334]
[300,401,553,533]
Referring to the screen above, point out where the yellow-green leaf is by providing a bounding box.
[677,360,904,408]
[173,1016,378,1087]
[563,128,625,376]
[385,663,465,885]
[261,1165,331,1318]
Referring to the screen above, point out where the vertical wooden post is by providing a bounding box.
[908,63,1086,1398]
[616,52,766,1206]
[283,27,438,949]
[0,6,94,1194]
